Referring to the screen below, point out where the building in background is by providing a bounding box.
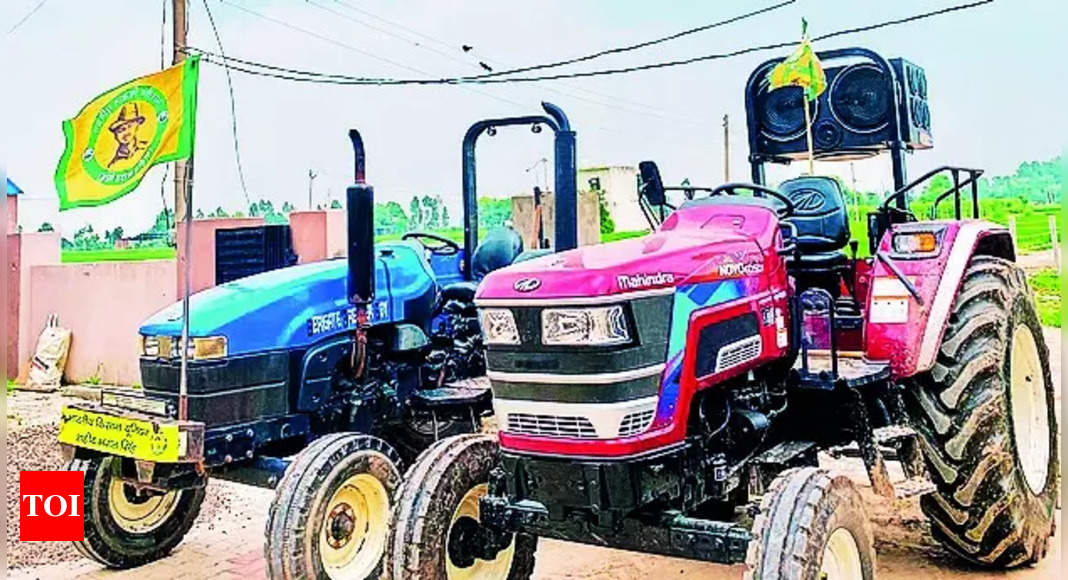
[7,177,22,234]
[578,165,645,232]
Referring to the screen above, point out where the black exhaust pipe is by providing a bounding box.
[346,129,374,305]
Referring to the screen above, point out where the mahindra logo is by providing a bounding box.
[513,278,541,292]
[791,188,825,211]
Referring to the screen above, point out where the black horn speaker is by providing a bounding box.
[747,49,932,162]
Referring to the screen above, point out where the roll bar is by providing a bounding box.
[461,102,577,279]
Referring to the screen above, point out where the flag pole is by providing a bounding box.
[803,99,815,175]
[178,161,192,422]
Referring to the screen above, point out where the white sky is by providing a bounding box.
[2,0,1066,236]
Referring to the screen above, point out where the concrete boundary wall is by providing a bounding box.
[27,260,176,385]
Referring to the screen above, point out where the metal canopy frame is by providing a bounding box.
[461,102,577,279]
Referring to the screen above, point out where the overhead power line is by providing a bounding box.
[201,0,252,207]
[6,0,48,35]
[216,0,528,109]
[187,0,994,86]
[326,0,717,126]
[461,0,796,80]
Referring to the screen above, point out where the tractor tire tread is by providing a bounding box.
[907,255,1057,568]
[745,467,874,580]
[69,455,205,569]
[266,433,402,580]
[387,434,536,580]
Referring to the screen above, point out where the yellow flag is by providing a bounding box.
[766,19,826,101]
[55,56,199,210]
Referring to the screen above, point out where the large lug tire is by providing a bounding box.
[745,467,875,580]
[266,433,402,580]
[69,455,205,569]
[387,434,537,580]
[907,255,1058,567]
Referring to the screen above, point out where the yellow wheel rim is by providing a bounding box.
[446,484,516,580]
[319,473,390,579]
[107,478,180,534]
[819,527,863,579]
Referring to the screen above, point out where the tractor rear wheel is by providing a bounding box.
[265,433,402,580]
[745,467,874,580]
[69,455,205,569]
[387,434,537,580]
[908,255,1057,567]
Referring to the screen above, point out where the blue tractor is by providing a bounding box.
[56,103,578,579]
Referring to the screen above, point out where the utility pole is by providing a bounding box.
[722,114,730,182]
[172,0,193,422]
[308,169,319,210]
[173,0,190,225]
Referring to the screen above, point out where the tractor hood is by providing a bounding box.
[477,218,778,302]
[140,242,437,356]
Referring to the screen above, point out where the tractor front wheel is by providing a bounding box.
[265,433,402,580]
[70,455,205,569]
[908,255,1057,567]
[387,434,537,580]
[745,467,875,580]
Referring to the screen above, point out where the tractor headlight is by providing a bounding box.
[190,336,228,360]
[142,335,227,360]
[891,231,941,255]
[479,309,520,345]
[140,335,159,357]
[541,305,630,346]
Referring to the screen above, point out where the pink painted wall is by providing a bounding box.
[28,260,176,385]
[7,235,20,379]
[176,217,264,297]
[14,233,61,379]
[289,210,346,264]
[6,195,17,234]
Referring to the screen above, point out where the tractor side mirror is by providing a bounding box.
[638,161,666,206]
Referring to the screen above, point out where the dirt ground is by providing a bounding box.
[6,329,1061,579]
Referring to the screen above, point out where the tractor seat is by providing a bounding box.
[779,176,850,272]
[440,227,524,304]
[470,227,523,280]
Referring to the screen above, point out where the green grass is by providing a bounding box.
[601,230,650,242]
[1028,269,1061,327]
[7,379,16,393]
[62,247,176,263]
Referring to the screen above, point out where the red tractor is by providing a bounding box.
[386,48,1058,579]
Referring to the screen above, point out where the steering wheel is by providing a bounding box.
[402,232,461,256]
[708,183,795,218]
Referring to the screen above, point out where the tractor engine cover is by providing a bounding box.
[476,201,791,458]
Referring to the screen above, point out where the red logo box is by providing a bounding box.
[20,470,85,541]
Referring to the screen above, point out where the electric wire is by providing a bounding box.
[201,0,252,208]
[6,0,48,35]
[327,0,733,124]
[310,0,685,123]
[186,0,994,86]
[216,0,529,109]
[447,0,797,80]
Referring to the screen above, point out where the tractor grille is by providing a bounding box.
[714,335,763,374]
[507,413,598,439]
[618,409,655,437]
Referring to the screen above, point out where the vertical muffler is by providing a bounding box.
[346,129,374,306]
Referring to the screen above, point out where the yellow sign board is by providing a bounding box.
[58,407,183,462]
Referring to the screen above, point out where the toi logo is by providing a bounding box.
[20,470,85,541]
